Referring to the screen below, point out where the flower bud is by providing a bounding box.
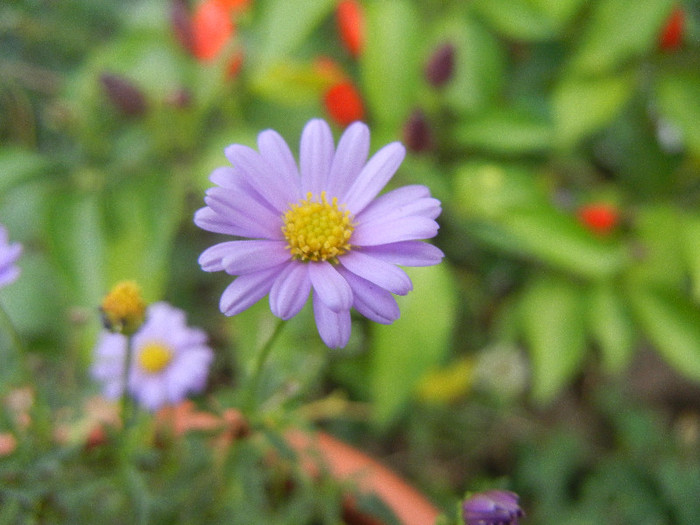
[402,109,434,153]
[336,0,365,58]
[424,42,455,88]
[577,203,619,235]
[99,73,147,117]
[171,0,195,54]
[323,81,365,127]
[462,490,524,525]
[659,6,684,51]
[100,281,146,335]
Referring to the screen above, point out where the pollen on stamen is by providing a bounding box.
[282,191,355,262]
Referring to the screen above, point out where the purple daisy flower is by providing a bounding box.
[0,224,22,289]
[462,490,525,525]
[195,118,444,348]
[92,302,214,411]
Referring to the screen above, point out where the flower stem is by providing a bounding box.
[244,318,286,414]
[0,301,26,383]
[121,333,135,427]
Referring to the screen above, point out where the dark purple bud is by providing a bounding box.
[171,0,195,54]
[424,42,455,88]
[99,73,147,117]
[403,109,433,153]
[462,490,524,525]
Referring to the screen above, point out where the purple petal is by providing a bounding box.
[326,121,370,198]
[257,129,302,200]
[339,250,413,295]
[202,187,283,239]
[225,144,296,212]
[352,216,439,246]
[208,166,238,188]
[308,261,353,312]
[199,241,240,272]
[356,185,441,223]
[359,241,444,267]
[313,293,351,348]
[342,142,405,214]
[219,265,282,316]
[220,240,289,275]
[269,262,311,319]
[337,267,400,324]
[300,119,334,195]
[194,207,243,236]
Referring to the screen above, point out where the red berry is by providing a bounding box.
[659,7,684,51]
[336,0,365,58]
[577,203,619,235]
[324,81,365,127]
[193,0,234,62]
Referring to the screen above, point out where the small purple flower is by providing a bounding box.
[92,302,214,412]
[0,224,22,289]
[462,490,524,525]
[195,118,444,348]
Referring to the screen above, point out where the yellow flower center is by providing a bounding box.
[282,191,355,262]
[138,342,173,374]
[100,280,146,335]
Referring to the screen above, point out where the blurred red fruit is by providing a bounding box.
[214,0,250,13]
[659,7,684,50]
[324,81,365,127]
[336,0,365,58]
[578,203,619,235]
[193,0,234,62]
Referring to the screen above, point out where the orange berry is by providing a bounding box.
[336,0,365,58]
[659,7,684,51]
[324,81,365,127]
[193,0,234,62]
[577,203,619,235]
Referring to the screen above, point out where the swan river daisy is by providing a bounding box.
[195,118,443,348]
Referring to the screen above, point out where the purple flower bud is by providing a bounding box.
[424,42,455,88]
[403,109,433,153]
[99,73,147,117]
[170,0,195,54]
[462,490,524,525]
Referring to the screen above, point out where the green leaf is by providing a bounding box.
[453,109,554,154]
[432,14,506,115]
[627,205,686,287]
[570,0,673,75]
[681,213,700,302]
[655,71,700,157]
[0,148,51,195]
[519,275,587,402]
[44,190,106,309]
[552,71,635,148]
[361,0,420,129]
[371,263,457,425]
[627,284,700,381]
[256,0,336,70]
[102,174,185,302]
[471,0,557,40]
[586,282,636,373]
[499,207,629,280]
[452,162,548,220]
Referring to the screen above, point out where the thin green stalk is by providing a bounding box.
[0,300,26,382]
[121,333,135,427]
[244,318,286,414]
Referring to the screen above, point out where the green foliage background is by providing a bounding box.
[1,0,699,523]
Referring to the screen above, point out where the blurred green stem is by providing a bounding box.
[0,301,26,381]
[121,334,136,427]
[244,318,286,414]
